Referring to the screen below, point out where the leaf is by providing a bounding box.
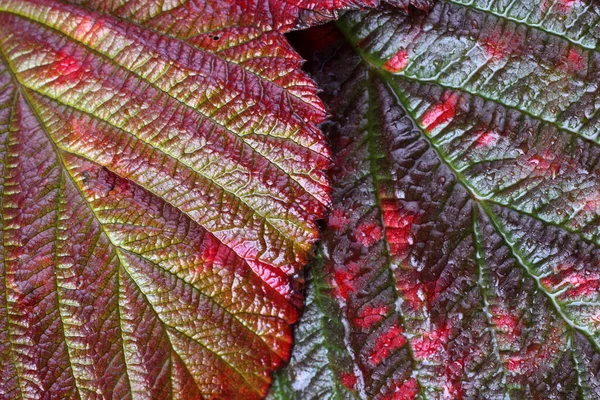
[271,0,600,398]
[0,0,333,398]
[68,0,436,35]
[278,0,437,28]
[268,257,360,400]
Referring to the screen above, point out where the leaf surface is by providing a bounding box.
[0,0,334,398]
[271,0,600,398]
[68,0,436,33]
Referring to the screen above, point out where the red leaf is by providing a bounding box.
[0,0,336,397]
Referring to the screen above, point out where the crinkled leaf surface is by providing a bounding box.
[277,0,436,28]
[68,0,436,36]
[271,0,600,398]
[0,0,337,398]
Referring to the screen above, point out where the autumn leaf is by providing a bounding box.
[271,0,600,398]
[0,0,339,397]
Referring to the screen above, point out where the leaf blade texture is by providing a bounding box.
[0,0,334,398]
[271,0,600,398]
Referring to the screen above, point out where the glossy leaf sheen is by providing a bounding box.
[68,0,436,34]
[272,0,600,398]
[0,0,336,398]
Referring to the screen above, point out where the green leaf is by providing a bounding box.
[0,0,334,398]
[269,256,359,400]
[271,0,600,398]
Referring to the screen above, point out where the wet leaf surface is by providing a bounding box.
[0,0,337,398]
[271,0,600,398]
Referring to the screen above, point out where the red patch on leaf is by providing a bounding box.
[503,328,567,375]
[559,48,585,74]
[354,305,390,329]
[540,264,600,299]
[527,154,550,169]
[333,262,361,300]
[540,0,552,12]
[550,162,561,179]
[382,378,419,400]
[382,200,417,257]
[384,50,409,72]
[475,131,499,148]
[582,196,600,213]
[481,38,506,60]
[542,266,600,299]
[339,371,357,389]
[328,208,349,231]
[528,152,562,178]
[480,30,523,61]
[506,342,546,373]
[420,93,459,132]
[332,146,357,180]
[490,307,521,340]
[566,279,600,298]
[355,222,383,247]
[396,277,437,310]
[506,356,525,372]
[442,380,464,399]
[567,48,585,70]
[55,50,83,76]
[540,264,574,289]
[556,0,578,12]
[369,324,406,366]
[412,323,451,359]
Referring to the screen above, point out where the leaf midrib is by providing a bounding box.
[363,73,424,398]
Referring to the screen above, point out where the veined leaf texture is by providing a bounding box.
[270,0,600,398]
[0,0,362,397]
